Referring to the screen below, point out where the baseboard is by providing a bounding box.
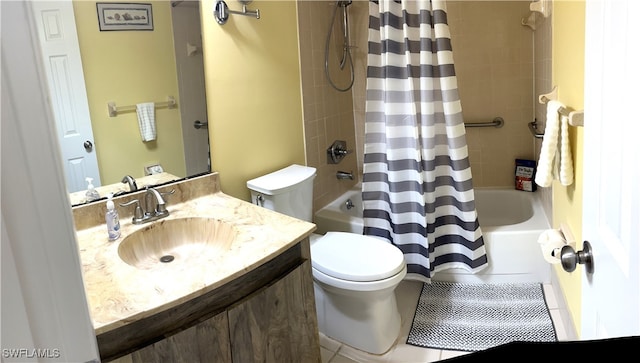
[549,268,579,340]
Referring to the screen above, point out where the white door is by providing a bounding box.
[30,0,101,192]
[581,0,640,339]
[171,1,210,176]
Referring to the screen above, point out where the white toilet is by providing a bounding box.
[247,164,407,355]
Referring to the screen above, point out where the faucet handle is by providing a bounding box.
[156,189,175,211]
[160,189,176,198]
[327,140,353,164]
[119,199,144,222]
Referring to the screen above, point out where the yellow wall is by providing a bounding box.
[74,0,186,185]
[201,0,306,200]
[552,0,585,336]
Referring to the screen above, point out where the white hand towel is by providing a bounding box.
[136,102,156,142]
[559,114,574,186]
[535,100,563,187]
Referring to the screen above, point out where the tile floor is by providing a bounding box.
[319,280,570,363]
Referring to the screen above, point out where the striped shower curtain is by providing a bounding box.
[363,0,488,282]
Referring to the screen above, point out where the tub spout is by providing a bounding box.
[336,170,353,180]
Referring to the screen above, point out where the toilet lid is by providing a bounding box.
[310,232,405,282]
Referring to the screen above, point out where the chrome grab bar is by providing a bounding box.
[464,117,504,128]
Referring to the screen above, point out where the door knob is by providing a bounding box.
[84,140,93,152]
[560,241,594,274]
[193,120,208,129]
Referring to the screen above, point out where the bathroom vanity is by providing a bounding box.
[72,173,321,362]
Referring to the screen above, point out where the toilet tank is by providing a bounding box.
[246,164,317,222]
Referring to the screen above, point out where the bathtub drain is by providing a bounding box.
[160,255,175,263]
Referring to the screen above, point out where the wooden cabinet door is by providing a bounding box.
[113,312,232,363]
[227,261,321,363]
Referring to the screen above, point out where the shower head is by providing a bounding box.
[338,0,352,7]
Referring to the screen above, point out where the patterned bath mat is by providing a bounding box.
[407,281,557,352]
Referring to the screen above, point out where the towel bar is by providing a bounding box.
[538,87,584,126]
[108,96,177,117]
[214,0,260,25]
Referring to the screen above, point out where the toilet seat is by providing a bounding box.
[310,232,406,286]
[312,263,407,292]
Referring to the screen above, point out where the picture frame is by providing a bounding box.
[96,3,153,31]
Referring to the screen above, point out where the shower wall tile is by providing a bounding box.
[533,2,554,225]
[448,0,535,188]
[349,1,537,190]
[305,1,546,207]
[298,0,358,214]
[349,0,369,179]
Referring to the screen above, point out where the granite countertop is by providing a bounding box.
[73,174,315,335]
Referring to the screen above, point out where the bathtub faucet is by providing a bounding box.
[336,170,353,180]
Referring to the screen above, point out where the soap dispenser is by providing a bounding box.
[85,177,100,202]
[106,193,121,241]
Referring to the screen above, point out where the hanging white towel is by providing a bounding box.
[535,100,574,187]
[559,114,574,186]
[136,102,156,142]
[535,100,562,187]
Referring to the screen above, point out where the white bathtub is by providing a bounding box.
[314,186,551,283]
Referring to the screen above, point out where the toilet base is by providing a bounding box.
[313,282,402,355]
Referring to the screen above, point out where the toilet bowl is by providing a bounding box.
[246,165,407,355]
[310,232,406,354]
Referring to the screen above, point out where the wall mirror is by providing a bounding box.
[31,0,209,206]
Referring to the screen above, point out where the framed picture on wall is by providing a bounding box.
[96,3,153,31]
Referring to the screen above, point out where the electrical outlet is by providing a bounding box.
[144,164,164,175]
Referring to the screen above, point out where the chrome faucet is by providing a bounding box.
[121,175,138,192]
[119,187,175,225]
[144,187,168,217]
